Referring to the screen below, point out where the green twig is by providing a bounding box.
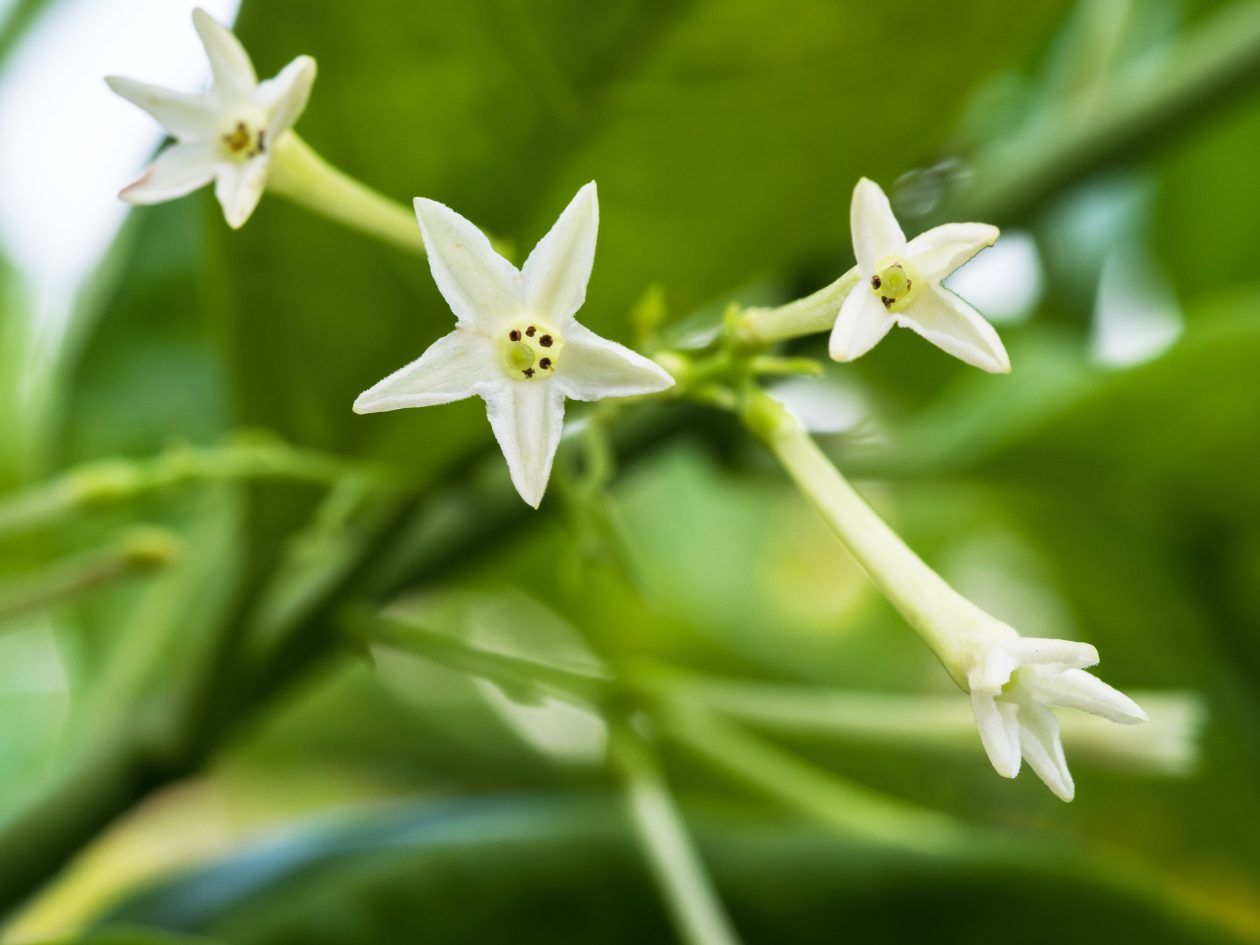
[611,724,743,945]
[0,528,179,624]
[0,434,375,542]
[657,703,968,855]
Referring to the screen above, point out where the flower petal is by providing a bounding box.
[414,197,523,330]
[192,7,257,101]
[851,177,905,275]
[828,284,893,363]
[214,157,270,229]
[484,379,566,508]
[353,329,497,414]
[967,643,1021,695]
[557,322,674,401]
[105,76,218,139]
[971,690,1021,779]
[1008,637,1099,670]
[1015,694,1075,801]
[905,222,1000,282]
[898,286,1011,374]
[1029,667,1148,724]
[259,55,317,139]
[522,182,598,326]
[120,143,216,204]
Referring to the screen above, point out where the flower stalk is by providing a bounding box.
[735,268,861,347]
[611,724,743,945]
[268,132,427,256]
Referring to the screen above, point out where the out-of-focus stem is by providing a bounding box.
[0,529,179,624]
[0,435,369,541]
[658,703,965,854]
[611,725,743,945]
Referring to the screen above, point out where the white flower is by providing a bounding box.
[967,634,1147,801]
[354,182,674,507]
[831,178,1010,373]
[106,8,315,228]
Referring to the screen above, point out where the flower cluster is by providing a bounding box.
[107,9,1156,804]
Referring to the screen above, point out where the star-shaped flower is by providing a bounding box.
[106,8,315,228]
[354,182,674,507]
[830,178,1010,373]
[967,634,1147,801]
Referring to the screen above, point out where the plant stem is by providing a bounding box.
[0,435,369,541]
[657,703,966,855]
[740,389,1008,686]
[268,133,427,257]
[0,529,178,624]
[734,268,860,347]
[947,0,1260,224]
[361,610,613,709]
[611,725,743,945]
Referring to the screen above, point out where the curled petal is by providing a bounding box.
[484,379,566,508]
[523,182,598,326]
[120,143,216,204]
[971,690,1021,779]
[905,222,1000,282]
[105,76,218,139]
[898,286,1011,374]
[968,643,1020,695]
[214,157,270,228]
[414,197,523,330]
[1015,694,1075,802]
[851,177,905,275]
[828,284,893,363]
[557,322,673,401]
[260,55,317,140]
[1030,667,1148,724]
[354,329,497,414]
[192,7,257,102]
[1008,637,1099,670]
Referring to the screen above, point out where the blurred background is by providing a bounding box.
[0,0,1257,942]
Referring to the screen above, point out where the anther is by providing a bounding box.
[539,357,552,370]
[526,326,536,337]
[523,368,535,378]
[540,335,553,347]
[509,329,521,341]
[871,275,882,289]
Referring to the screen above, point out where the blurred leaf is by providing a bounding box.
[98,794,1249,945]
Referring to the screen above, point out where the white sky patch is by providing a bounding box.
[0,0,239,314]
[944,229,1044,324]
[1091,244,1183,368]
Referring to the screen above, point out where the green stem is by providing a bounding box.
[269,132,427,257]
[611,725,743,945]
[943,0,1260,224]
[735,268,860,347]
[657,703,966,855]
[0,435,370,541]
[645,670,1201,775]
[360,610,613,709]
[740,389,1008,686]
[0,528,178,623]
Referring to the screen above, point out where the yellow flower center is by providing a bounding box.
[221,120,267,160]
[499,322,563,380]
[869,257,920,312]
